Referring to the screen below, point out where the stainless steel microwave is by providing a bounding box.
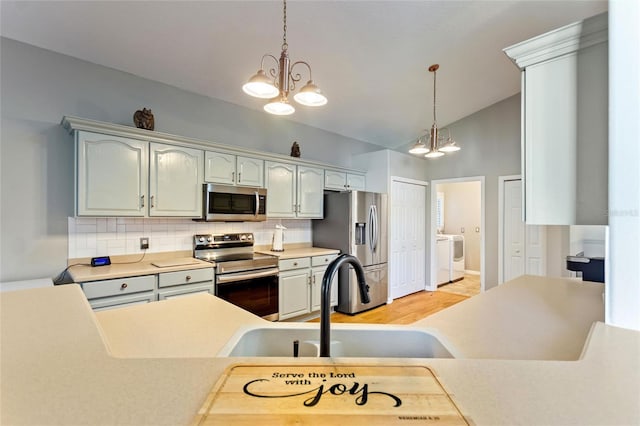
[200,184,267,222]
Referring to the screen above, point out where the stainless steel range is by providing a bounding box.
[194,233,279,321]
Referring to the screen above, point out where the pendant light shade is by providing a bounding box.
[243,0,327,115]
[409,64,461,158]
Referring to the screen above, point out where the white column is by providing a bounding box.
[607,0,640,330]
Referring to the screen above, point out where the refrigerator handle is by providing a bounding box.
[368,205,375,253]
[372,205,378,252]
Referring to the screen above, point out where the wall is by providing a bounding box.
[437,181,482,272]
[0,38,379,282]
[413,94,522,290]
[68,218,311,260]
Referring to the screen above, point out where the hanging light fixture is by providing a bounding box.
[409,64,461,158]
[242,0,327,116]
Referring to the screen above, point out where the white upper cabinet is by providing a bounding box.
[324,170,366,191]
[265,162,323,219]
[76,131,148,216]
[149,143,203,217]
[75,131,203,217]
[205,151,264,187]
[504,12,608,225]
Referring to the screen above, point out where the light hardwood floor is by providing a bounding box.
[437,274,481,297]
[308,290,468,325]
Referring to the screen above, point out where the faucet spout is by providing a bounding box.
[320,254,369,357]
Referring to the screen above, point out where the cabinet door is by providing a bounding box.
[265,161,296,218]
[311,266,338,311]
[279,269,311,320]
[324,170,347,190]
[297,166,324,218]
[149,143,203,217]
[236,156,264,187]
[347,173,366,191]
[204,151,236,185]
[76,131,147,216]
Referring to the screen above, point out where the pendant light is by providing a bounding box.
[243,0,327,116]
[410,64,461,158]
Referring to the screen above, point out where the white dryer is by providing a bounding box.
[436,236,451,285]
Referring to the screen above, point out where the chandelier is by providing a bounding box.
[409,64,460,157]
[242,0,327,116]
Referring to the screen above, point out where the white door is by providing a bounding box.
[236,156,264,187]
[76,131,147,216]
[265,161,296,218]
[296,166,324,218]
[149,143,203,217]
[204,151,235,185]
[503,179,546,282]
[389,180,426,299]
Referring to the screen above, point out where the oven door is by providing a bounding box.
[215,267,279,321]
[204,184,267,222]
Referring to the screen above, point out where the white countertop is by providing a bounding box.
[1,276,638,425]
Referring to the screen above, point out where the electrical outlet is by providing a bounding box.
[140,237,149,250]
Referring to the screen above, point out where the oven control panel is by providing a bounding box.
[194,233,254,249]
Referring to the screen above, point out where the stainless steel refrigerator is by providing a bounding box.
[312,191,388,314]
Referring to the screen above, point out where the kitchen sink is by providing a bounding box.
[218,325,456,358]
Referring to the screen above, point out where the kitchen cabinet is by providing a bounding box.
[204,151,264,187]
[75,131,203,217]
[278,255,338,320]
[504,13,608,225]
[324,170,366,191]
[149,143,204,217]
[310,254,339,311]
[157,268,214,300]
[76,131,148,216]
[79,267,214,310]
[80,274,156,311]
[265,162,324,219]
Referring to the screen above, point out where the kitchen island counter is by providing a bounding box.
[1,276,638,425]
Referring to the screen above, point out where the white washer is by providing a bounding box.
[449,235,465,281]
[436,236,451,285]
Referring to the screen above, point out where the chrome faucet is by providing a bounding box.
[320,254,370,357]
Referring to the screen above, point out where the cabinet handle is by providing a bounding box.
[141,195,145,208]
[232,172,235,182]
[185,275,192,281]
[293,262,298,266]
[238,172,242,183]
[120,283,128,290]
[313,275,316,284]
[150,195,155,208]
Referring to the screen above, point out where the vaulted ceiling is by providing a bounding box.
[0,1,607,149]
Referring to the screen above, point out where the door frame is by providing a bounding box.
[389,176,429,302]
[498,175,522,285]
[429,176,485,292]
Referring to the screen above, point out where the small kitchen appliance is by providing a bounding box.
[197,184,267,222]
[271,224,286,252]
[194,233,279,320]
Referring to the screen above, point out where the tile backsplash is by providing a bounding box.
[68,217,312,259]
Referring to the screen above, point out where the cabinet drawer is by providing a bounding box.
[158,268,213,288]
[158,282,214,300]
[81,275,156,299]
[279,257,311,271]
[90,291,155,311]
[311,253,339,267]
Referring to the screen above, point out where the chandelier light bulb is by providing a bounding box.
[264,98,295,115]
[242,69,279,99]
[425,150,445,158]
[409,138,429,154]
[294,81,328,106]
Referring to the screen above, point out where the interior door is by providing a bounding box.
[503,178,547,282]
[389,180,426,299]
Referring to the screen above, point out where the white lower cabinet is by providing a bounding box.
[81,275,156,311]
[278,254,338,320]
[157,268,214,300]
[79,267,214,310]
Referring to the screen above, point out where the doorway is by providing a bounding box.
[498,175,547,283]
[429,176,485,293]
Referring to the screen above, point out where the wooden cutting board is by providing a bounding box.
[192,364,472,425]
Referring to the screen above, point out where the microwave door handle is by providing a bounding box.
[255,191,259,217]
